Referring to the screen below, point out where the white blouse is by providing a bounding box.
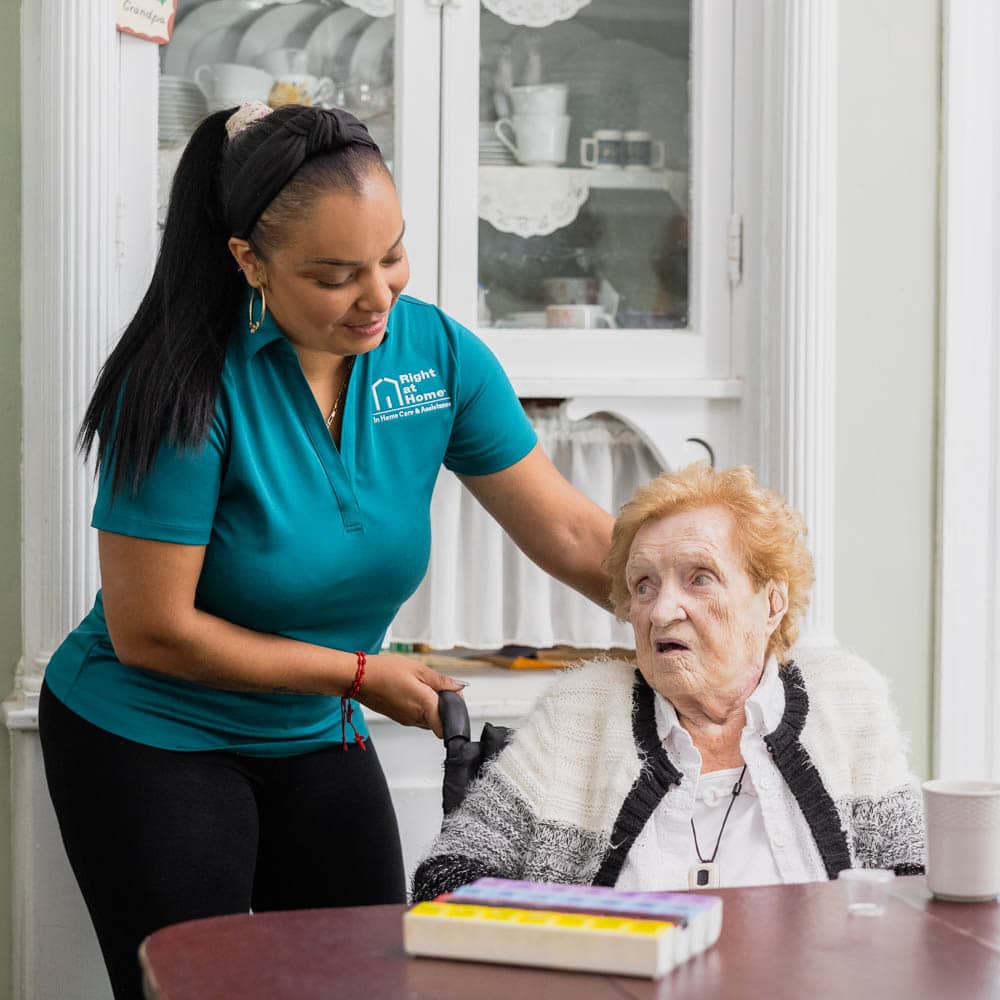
[616,659,828,891]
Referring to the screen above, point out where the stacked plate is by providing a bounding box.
[159,75,208,147]
[479,121,516,166]
[348,16,395,86]
[305,7,370,81]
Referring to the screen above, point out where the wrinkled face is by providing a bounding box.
[234,168,409,357]
[625,506,782,712]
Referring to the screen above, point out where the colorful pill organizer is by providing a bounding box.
[403,878,723,978]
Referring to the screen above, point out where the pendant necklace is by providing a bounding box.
[688,763,748,889]
[325,356,355,431]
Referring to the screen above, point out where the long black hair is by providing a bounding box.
[80,104,385,496]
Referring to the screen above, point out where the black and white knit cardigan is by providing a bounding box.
[412,650,925,901]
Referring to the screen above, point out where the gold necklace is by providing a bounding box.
[325,357,355,430]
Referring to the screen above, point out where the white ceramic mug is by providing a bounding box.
[509,84,567,116]
[923,779,1000,901]
[546,304,616,329]
[624,130,667,170]
[256,46,309,77]
[193,63,274,111]
[495,114,571,167]
[268,74,336,109]
[580,129,624,170]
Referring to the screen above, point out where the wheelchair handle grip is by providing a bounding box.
[439,690,471,745]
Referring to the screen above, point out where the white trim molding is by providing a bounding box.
[8,6,159,997]
[12,1,120,718]
[759,0,838,648]
[936,0,1000,781]
[8,7,158,721]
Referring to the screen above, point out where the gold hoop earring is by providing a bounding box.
[248,285,267,334]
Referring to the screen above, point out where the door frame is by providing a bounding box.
[935,0,1000,780]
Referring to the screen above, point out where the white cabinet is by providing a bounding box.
[440,0,737,399]
[153,0,753,479]
[156,0,745,417]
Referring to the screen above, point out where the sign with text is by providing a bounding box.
[116,0,178,45]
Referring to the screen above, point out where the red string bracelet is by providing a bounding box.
[340,651,367,751]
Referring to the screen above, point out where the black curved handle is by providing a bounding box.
[438,690,471,745]
[685,437,716,468]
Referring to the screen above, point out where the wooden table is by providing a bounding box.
[139,877,1000,999]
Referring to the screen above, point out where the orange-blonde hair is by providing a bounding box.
[605,463,814,662]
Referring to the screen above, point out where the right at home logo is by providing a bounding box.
[370,367,452,425]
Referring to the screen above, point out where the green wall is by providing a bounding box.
[0,0,18,994]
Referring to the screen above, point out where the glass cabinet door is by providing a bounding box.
[440,0,735,390]
[157,0,441,299]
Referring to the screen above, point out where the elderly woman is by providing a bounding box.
[413,463,924,899]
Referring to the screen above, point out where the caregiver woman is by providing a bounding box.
[38,102,613,1000]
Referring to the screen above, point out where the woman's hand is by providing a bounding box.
[357,653,465,738]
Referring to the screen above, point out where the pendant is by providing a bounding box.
[688,862,720,889]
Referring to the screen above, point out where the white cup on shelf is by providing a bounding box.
[580,129,624,170]
[508,84,567,116]
[494,114,571,167]
[193,63,273,112]
[546,304,616,329]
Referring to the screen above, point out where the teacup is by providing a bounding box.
[193,63,273,112]
[495,114,571,167]
[268,74,336,109]
[509,84,567,116]
[256,47,309,77]
[580,129,624,170]
[546,304,616,329]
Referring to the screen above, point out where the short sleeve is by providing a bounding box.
[443,320,537,476]
[91,409,228,545]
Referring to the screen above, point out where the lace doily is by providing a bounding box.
[481,0,592,29]
[479,166,590,237]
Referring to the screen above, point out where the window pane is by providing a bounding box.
[478,0,690,332]
[158,1,396,225]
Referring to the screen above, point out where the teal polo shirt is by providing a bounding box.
[44,295,537,756]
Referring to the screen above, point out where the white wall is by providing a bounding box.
[835,0,940,777]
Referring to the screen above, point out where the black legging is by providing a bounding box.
[38,681,406,1000]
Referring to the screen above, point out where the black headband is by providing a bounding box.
[226,106,380,240]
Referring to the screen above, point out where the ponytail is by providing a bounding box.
[79,109,243,496]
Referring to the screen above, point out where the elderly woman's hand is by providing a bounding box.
[358,653,466,738]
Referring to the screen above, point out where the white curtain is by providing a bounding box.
[388,404,663,650]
